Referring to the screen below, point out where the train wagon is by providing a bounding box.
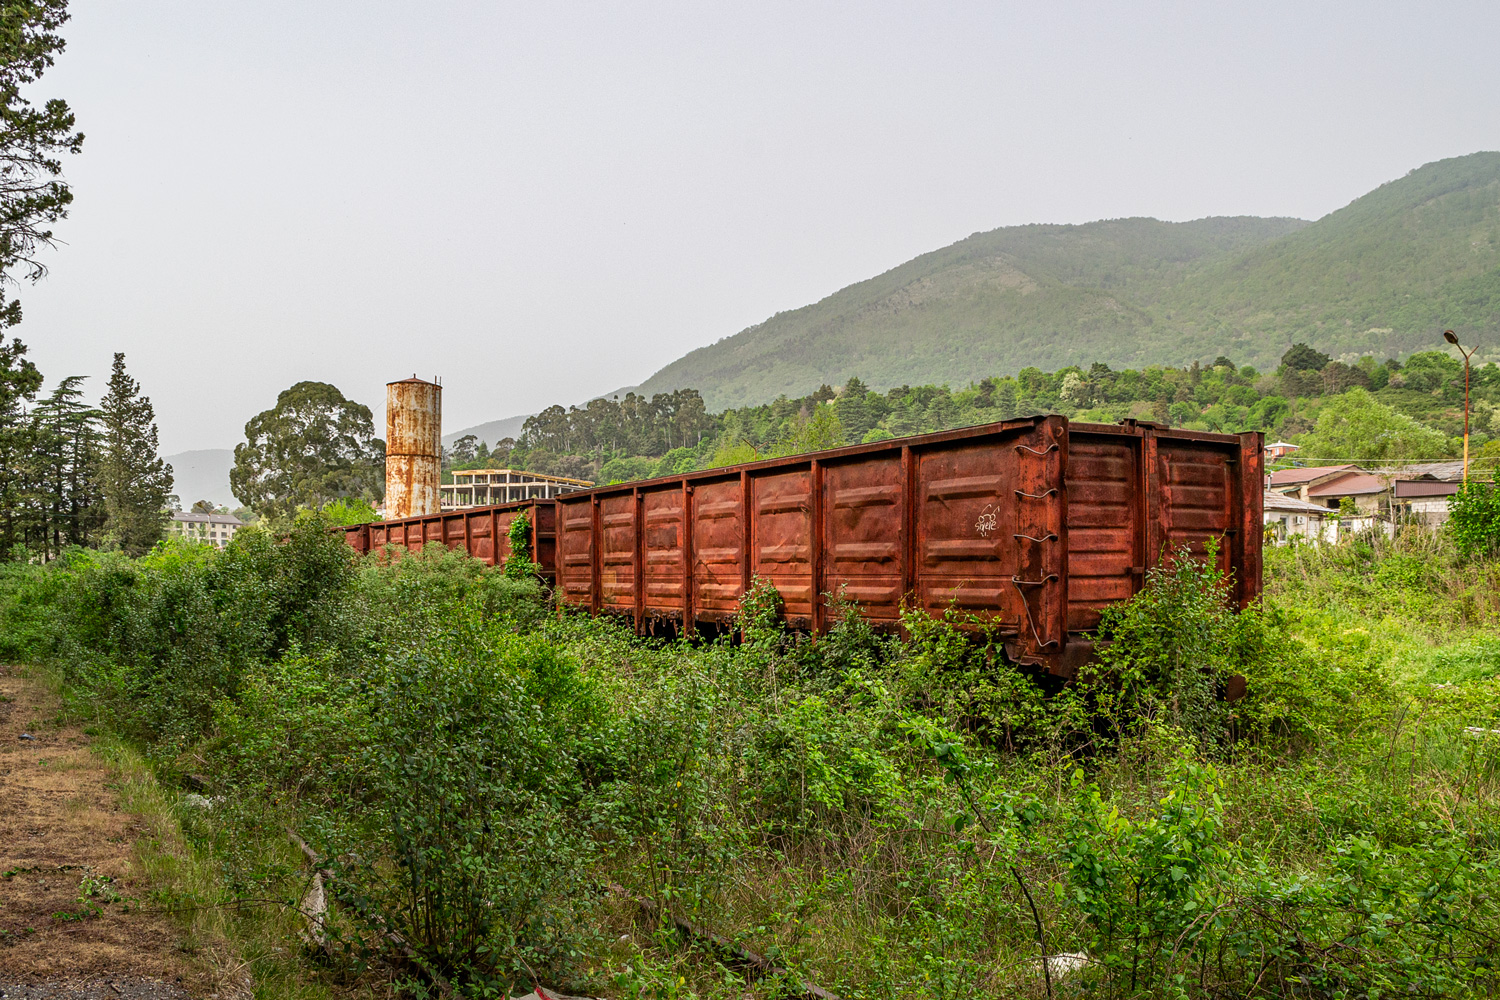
[341,415,1263,677]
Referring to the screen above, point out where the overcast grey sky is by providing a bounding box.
[17,0,1500,454]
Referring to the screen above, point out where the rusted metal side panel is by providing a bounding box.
[739,471,751,597]
[823,452,904,622]
[1011,417,1068,664]
[751,466,815,626]
[342,523,369,555]
[692,476,745,621]
[633,489,645,630]
[336,416,1263,680]
[1142,428,1168,571]
[1156,437,1234,577]
[1233,431,1264,608]
[913,433,1024,624]
[1065,428,1142,631]
[468,509,494,565]
[492,509,520,566]
[444,514,465,549]
[531,500,557,582]
[556,497,594,608]
[641,486,686,618]
[600,493,638,613]
[681,483,695,633]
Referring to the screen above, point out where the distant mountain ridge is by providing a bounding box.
[625,151,1500,411]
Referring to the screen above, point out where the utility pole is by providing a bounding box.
[1443,330,1477,484]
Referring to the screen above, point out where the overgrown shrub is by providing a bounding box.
[1450,480,1500,556]
[341,633,602,990]
[1090,542,1242,748]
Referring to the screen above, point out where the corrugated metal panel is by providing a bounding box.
[642,486,686,617]
[556,496,594,608]
[692,476,746,620]
[600,493,638,613]
[823,452,903,622]
[752,467,815,623]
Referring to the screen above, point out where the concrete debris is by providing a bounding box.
[1036,951,1093,977]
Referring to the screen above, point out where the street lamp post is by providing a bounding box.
[1443,329,1477,484]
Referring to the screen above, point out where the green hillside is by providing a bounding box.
[1161,151,1500,360]
[635,152,1500,410]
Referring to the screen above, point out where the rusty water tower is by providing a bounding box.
[385,375,442,519]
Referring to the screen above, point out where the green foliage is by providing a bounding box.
[0,0,83,336]
[2,372,104,558]
[98,353,173,556]
[1449,481,1500,556]
[598,454,658,484]
[4,508,1500,997]
[346,635,601,988]
[1296,387,1451,462]
[230,381,384,523]
[321,496,378,526]
[504,511,539,580]
[1091,543,1240,747]
[1064,735,1231,991]
[1281,342,1331,371]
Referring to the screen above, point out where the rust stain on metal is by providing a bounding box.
[385,377,442,519]
[342,417,1263,677]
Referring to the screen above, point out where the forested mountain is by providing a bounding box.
[631,152,1500,410]
[445,343,1498,489]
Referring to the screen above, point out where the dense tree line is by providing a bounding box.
[0,345,174,559]
[0,3,181,560]
[444,343,1498,485]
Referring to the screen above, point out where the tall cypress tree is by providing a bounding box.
[98,353,172,556]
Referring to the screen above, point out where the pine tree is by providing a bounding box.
[0,2,85,557]
[0,333,43,553]
[30,374,102,557]
[98,353,172,556]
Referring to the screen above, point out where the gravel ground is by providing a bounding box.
[0,977,193,999]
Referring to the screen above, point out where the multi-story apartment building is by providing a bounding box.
[166,511,246,549]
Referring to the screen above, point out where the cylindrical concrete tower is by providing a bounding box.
[385,376,442,519]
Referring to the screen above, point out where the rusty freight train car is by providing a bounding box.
[342,497,558,578]
[342,416,1263,677]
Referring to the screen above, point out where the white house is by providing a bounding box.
[1263,491,1334,544]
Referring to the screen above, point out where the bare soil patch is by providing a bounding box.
[0,666,206,998]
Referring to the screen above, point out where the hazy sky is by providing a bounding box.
[17,1,1500,454]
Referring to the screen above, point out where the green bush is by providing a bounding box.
[1449,480,1500,556]
[344,633,602,990]
[1091,542,1244,748]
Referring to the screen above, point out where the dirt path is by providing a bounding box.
[0,666,206,998]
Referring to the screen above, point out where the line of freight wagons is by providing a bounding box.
[341,416,1263,677]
